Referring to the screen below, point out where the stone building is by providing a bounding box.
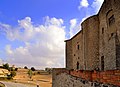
[65,0,120,71]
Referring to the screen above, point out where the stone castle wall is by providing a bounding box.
[82,15,99,70]
[99,0,116,70]
[65,40,73,69]
[66,0,120,71]
[52,0,120,87]
[71,31,84,70]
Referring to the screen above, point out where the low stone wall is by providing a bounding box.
[52,68,120,87]
[53,73,92,87]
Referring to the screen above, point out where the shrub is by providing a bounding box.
[31,67,35,71]
[24,66,28,69]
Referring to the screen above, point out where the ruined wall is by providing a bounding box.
[71,31,84,70]
[82,16,99,70]
[52,73,91,87]
[65,40,73,69]
[52,69,120,87]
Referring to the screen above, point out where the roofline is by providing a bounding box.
[64,30,82,42]
[97,0,106,15]
[65,0,105,42]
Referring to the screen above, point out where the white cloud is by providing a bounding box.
[45,16,64,26]
[5,45,13,54]
[91,0,104,14]
[78,0,104,17]
[1,16,66,69]
[78,0,89,10]
[69,18,81,38]
[70,19,77,28]
[77,0,104,30]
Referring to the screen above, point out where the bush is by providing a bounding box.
[7,71,16,80]
[31,67,35,71]
[10,71,16,77]
[28,70,32,79]
[15,68,18,71]
[37,71,40,74]
[3,63,10,70]
[24,66,28,69]
[7,75,13,80]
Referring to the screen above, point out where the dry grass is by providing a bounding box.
[14,69,52,87]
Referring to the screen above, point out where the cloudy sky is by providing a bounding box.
[0,0,104,69]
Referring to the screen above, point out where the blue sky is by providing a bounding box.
[0,0,104,69]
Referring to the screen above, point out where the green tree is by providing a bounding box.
[24,66,28,69]
[31,67,35,71]
[7,71,16,79]
[10,71,16,77]
[28,70,32,79]
[15,68,18,71]
[3,63,10,70]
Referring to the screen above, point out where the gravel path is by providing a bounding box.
[0,81,38,87]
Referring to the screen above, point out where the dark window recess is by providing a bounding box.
[102,28,104,34]
[74,54,75,56]
[77,62,79,69]
[101,56,104,71]
[111,33,114,37]
[77,45,79,50]
[78,57,79,59]
[109,15,115,26]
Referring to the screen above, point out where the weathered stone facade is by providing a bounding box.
[65,0,120,71]
[52,0,120,87]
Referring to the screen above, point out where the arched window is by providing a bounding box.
[106,9,115,26]
[108,15,115,26]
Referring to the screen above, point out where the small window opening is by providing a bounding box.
[109,15,115,26]
[111,33,114,37]
[102,28,104,34]
[77,62,79,69]
[101,56,104,71]
[77,45,79,50]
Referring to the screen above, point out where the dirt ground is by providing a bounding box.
[14,69,52,87]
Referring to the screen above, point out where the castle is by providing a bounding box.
[52,0,120,86]
[65,0,120,71]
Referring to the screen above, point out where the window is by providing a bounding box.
[101,56,104,71]
[74,54,75,56]
[102,28,104,34]
[109,15,115,26]
[77,62,79,69]
[77,45,79,50]
[111,33,114,37]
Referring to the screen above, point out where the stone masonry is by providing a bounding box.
[65,0,120,71]
[52,0,120,87]
[52,69,120,87]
